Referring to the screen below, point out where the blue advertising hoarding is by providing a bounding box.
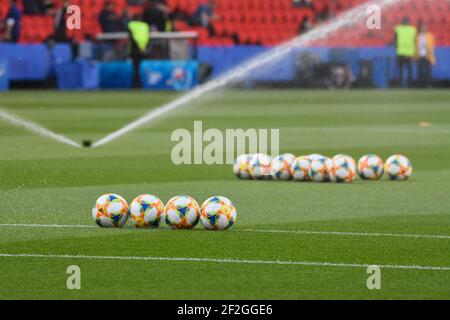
[100,61,134,89]
[140,60,199,91]
[0,59,9,91]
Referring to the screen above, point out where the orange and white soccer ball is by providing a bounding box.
[200,196,237,230]
[330,155,357,183]
[271,153,296,180]
[385,155,413,181]
[357,154,384,180]
[291,156,311,181]
[164,195,200,229]
[333,154,356,167]
[92,194,129,228]
[249,153,272,180]
[233,154,253,180]
[309,156,332,182]
[129,194,165,228]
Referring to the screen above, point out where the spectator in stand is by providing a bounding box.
[192,0,218,36]
[143,0,170,32]
[99,1,121,33]
[394,17,417,87]
[23,0,41,15]
[52,0,71,42]
[127,14,150,87]
[416,22,436,88]
[293,0,313,9]
[1,0,21,43]
[298,16,312,35]
[118,6,131,32]
[24,0,56,16]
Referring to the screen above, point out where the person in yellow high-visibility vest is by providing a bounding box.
[128,19,150,88]
[394,17,417,87]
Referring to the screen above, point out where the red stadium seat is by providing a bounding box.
[9,0,450,46]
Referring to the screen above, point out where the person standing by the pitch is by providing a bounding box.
[416,22,436,88]
[394,17,417,87]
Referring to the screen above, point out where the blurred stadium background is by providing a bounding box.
[0,0,449,91]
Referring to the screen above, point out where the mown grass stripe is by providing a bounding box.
[0,253,449,271]
[0,223,448,240]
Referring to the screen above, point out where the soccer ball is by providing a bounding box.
[271,153,296,180]
[291,156,311,181]
[329,155,357,183]
[200,196,237,230]
[249,153,272,180]
[309,156,332,182]
[129,194,165,228]
[385,155,412,181]
[333,154,356,167]
[357,154,384,180]
[164,195,200,229]
[308,153,325,161]
[92,194,129,228]
[233,154,253,179]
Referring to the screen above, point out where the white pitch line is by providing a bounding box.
[0,223,449,240]
[0,223,95,229]
[0,253,449,271]
[242,229,450,240]
[0,108,81,148]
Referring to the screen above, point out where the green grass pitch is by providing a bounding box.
[0,90,449,299]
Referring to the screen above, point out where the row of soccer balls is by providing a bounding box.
[92,194,237,230]
[234,153,413,182]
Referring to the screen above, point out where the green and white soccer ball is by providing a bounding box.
[92,194,129,228]
[129,194,165,228]
[249,153,272,180]
[309,156,332,182]
[357,154,384,180]
[271,153,296,180]
[200,196,237,230]
[233,154,253,179]
[291,156,311,181]
[385,154,412,181]
[164,195,200,229]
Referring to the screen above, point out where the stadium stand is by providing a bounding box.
[0,0,449,46]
